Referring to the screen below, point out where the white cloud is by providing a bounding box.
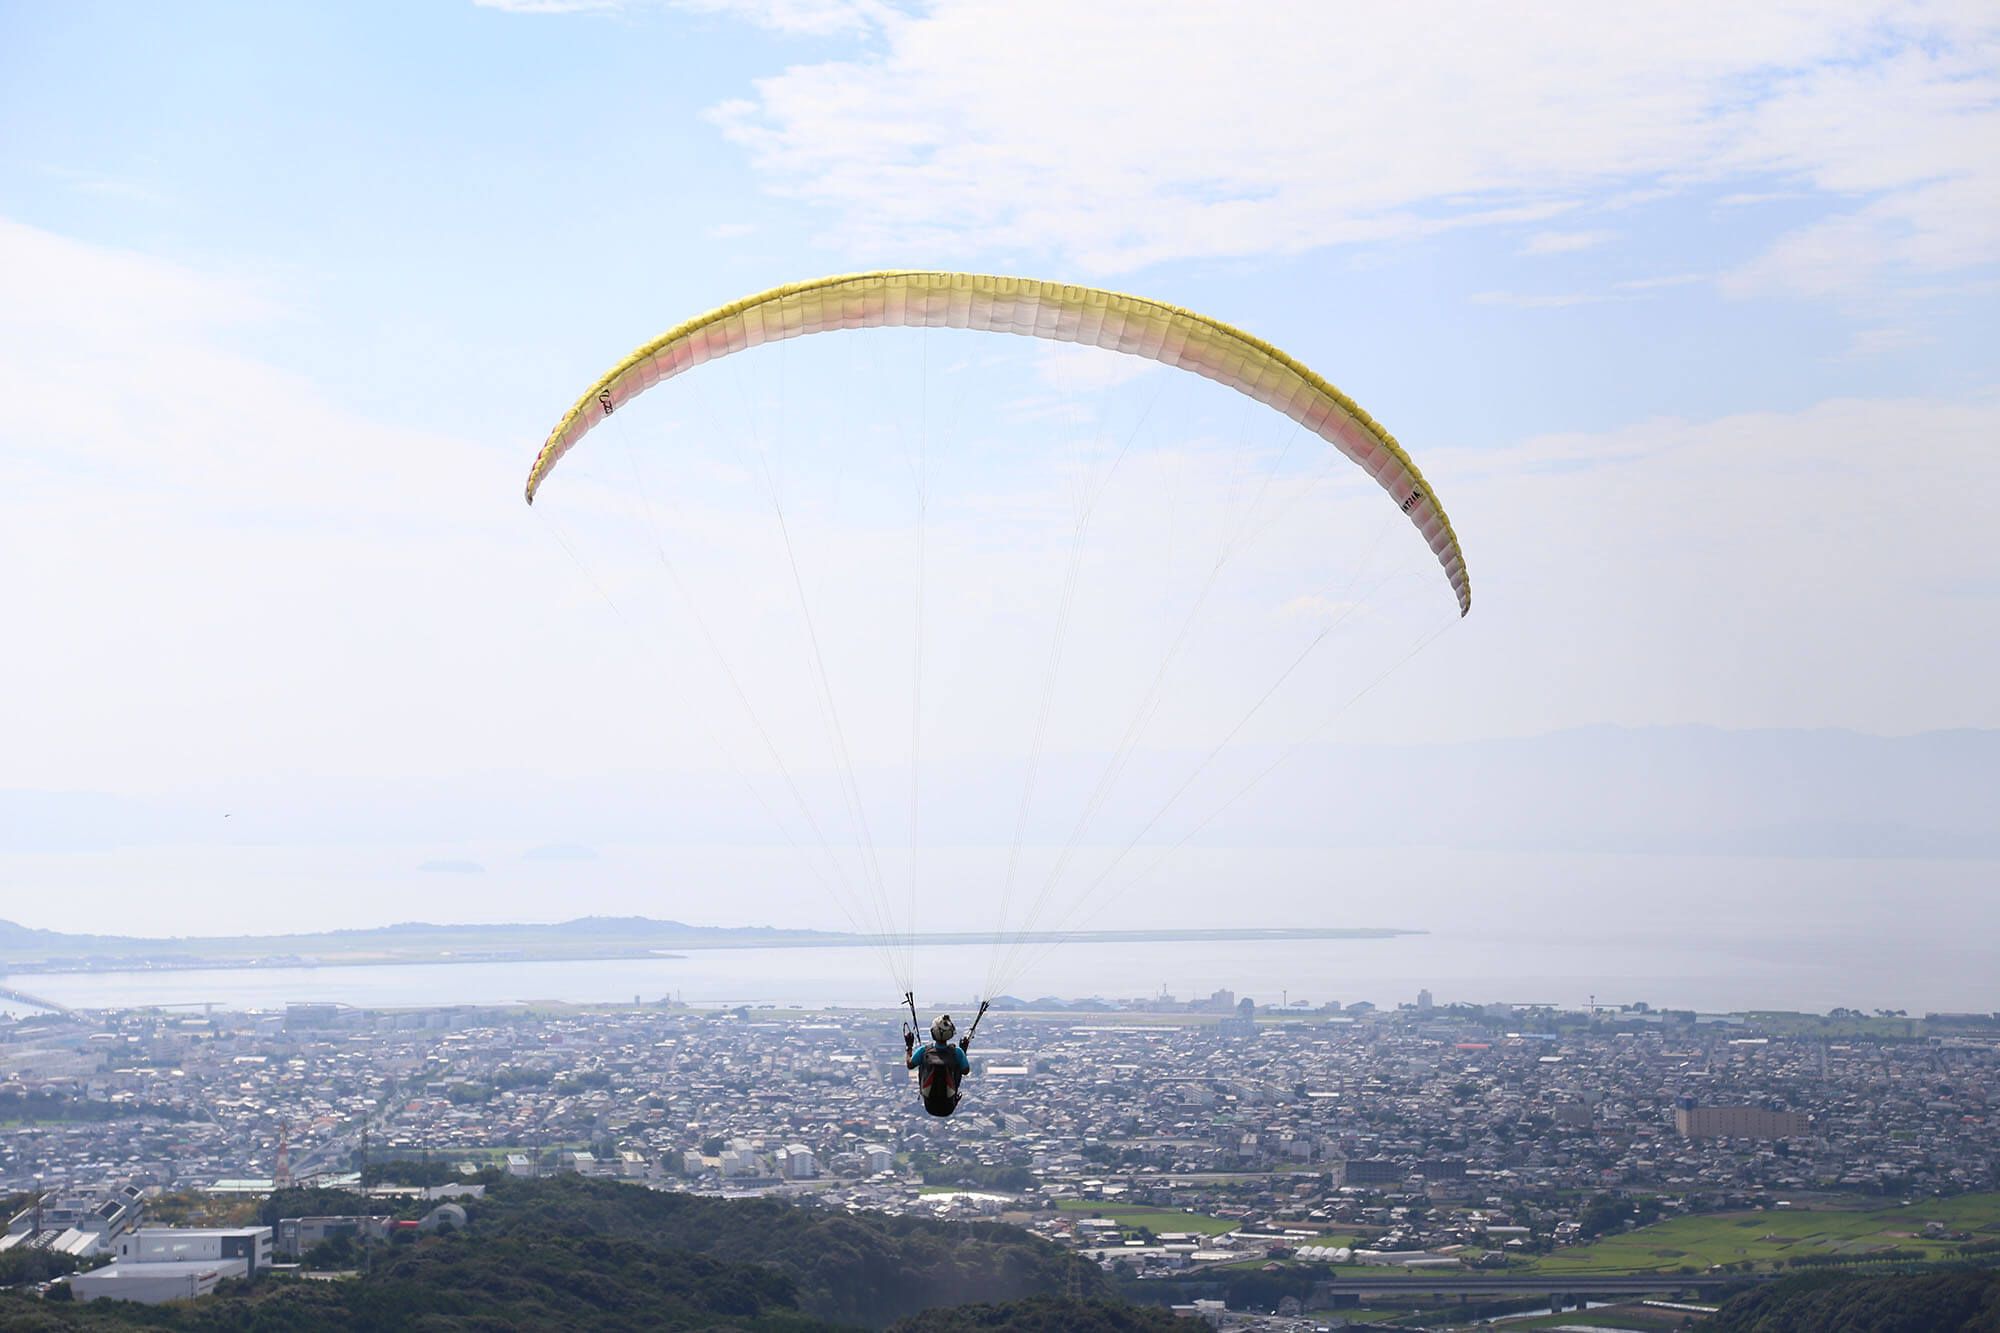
[1616,273,1707,292]
[676,0,884,36]
[474,0,882,33]
[1470,273,1705,308]
[1470,289,1603,310]
[472,0,621,13]
[0,218,272,337]
[34,165,168,205]
[1033,341,1160,392]
[1717,190,1811,208]
[706,0,2000,289]
[1400,394,2000,738]
[1521,230,1614,256]
[1844,325,1933,356]
[0,218,614,790]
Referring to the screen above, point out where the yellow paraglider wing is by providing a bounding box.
[525,271,1469,615]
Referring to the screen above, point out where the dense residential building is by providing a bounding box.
[2,995,1995,1291]
[1674,1104,1811,1139]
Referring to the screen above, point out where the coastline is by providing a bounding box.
[0,925,1420,978]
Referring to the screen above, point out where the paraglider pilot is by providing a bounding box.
[904,997,986,1117]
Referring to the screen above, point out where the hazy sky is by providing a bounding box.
[1,1,1995,937]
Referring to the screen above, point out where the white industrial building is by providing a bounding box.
[115,1226,272,1277]
[72,1259,243,1304]
[65,1225,273,1305]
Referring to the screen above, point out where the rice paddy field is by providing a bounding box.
[1493,1305,1707,1331]
[1054,1199,1238,1236]
[1521,1192,2000,1275]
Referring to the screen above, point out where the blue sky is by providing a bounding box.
[1,1,1995,935]
[8,2,1993,442]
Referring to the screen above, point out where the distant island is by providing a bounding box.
[0,916,1418,977]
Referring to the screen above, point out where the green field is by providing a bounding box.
[1521,1193,2000,1276]
[1498,1308,1693,1331]
[1056,1199,1237,1236]
[1309,1310,1410,1325]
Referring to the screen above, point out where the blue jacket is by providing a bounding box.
[908,1041,970,1076]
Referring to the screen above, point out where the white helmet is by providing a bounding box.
[930,1015,956,1044]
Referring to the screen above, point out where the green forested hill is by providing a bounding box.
[456,1174,1106,1326]
[0,1175,1115,1331]
[887,1297,1205,1332]
[5,1239,822,1332]
[1710,1268,2000,1332]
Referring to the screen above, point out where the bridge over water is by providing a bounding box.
[0,984,77,1017]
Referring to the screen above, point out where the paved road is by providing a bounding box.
[1325,1272,1765,1296]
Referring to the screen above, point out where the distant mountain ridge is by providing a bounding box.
[0,916,1409,975]
[0,914,824,947]
[0,915,843,972]
[315,915,824,940]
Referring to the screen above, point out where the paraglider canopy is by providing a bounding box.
[525,271,1469,616]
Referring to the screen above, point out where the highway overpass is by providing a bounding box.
[1324,1272,1764,1297]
